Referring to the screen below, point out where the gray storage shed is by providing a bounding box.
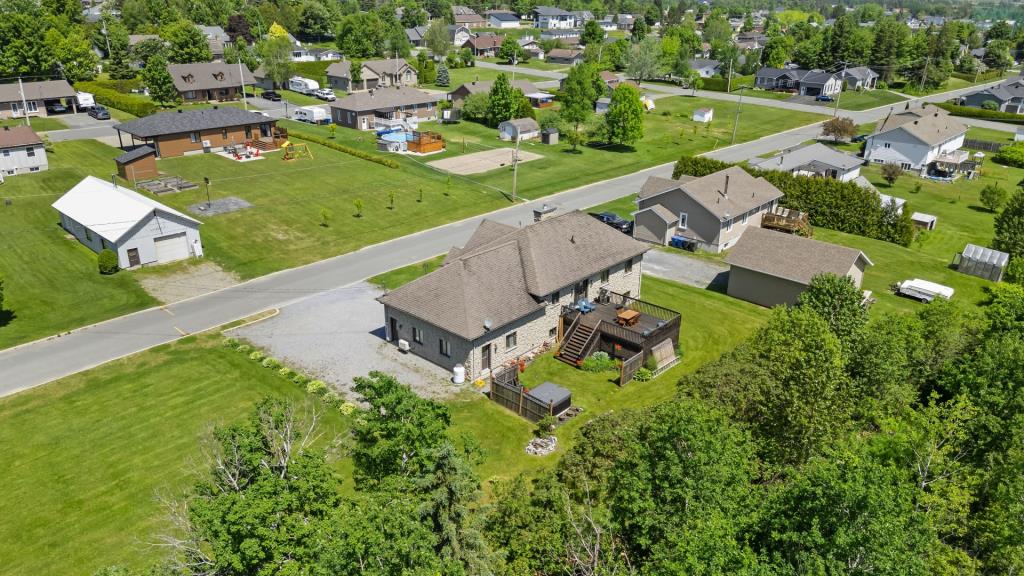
[954,243,1009,282]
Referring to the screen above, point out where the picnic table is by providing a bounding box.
[616,309,640,327]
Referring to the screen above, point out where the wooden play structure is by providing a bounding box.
[281,140,313,161]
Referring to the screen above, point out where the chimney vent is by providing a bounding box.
[723,174,730,197]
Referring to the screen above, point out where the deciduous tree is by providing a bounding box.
[821,116,857,142]
[424,19,450,57]
[994,189,1024,257]
[980,183,1008,213]
[162,19,212,63]
[142,53,179,105]
[336,11,386,58]
[604,83,644,146]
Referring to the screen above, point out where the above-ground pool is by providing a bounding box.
[379,131,412,142]
[378,131,411,152]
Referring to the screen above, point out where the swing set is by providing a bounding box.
[281,140,313,161]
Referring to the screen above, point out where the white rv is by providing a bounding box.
[288,77,320,95]
[75,91,95,109]
[293,106,329,124]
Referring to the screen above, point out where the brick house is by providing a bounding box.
[378,211,652,380]
[113,107,285,158]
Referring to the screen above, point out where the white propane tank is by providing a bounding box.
[453,364,466,384]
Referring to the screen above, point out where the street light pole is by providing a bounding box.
[833,60,848,118]
[730,85,748,145]
[511,135,520,202]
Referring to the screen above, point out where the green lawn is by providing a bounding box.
[588,193,638,220]
[965,126,1015,145]
[368,255,446,290]
[0,141,157,349]
[423,65,547,90]
[835,89,907,111]
[744,88,799,101]
[481,56,570,72]
[0,116,67,131]
[0,330,350,576]
[894,72,1008,96]
[427,95,828,200]
[448,276,771,488]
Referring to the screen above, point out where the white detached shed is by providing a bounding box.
[52,176,203,269]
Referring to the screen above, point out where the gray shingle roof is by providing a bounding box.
[114,107,273,138]
[167,63,254,92]
[751,142,863,173]
[644,167,783,220]
[0,80,75,104]
[533,5,573,16]
[871,104,967,146]
[726,227,871,286]
[490,12,520,21]
[114,146,156,164]
[641,204,678,224]
[841,66,879,82]
[379,211,649,339]
[325,60,352,78]
[452,79,539,97]
[329,86,439,112]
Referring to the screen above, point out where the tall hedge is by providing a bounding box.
[74,81,158,117]
[672,154,913,246]
[932,102,1024,125]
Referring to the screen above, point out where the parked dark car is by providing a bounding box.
[46,102,67,114]
[851,134,867,143]
[815,94,834,102]
[87,105,110,120]
[261,90,282,102]
[590,212,633,234]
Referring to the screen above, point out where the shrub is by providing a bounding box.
[632,367,653,382]
[278,367,296,379]
[236,344,252,354]
[286,130,400,168]
[322,391,342,406]
[933,102,1024,125]
[97,249,119,275]
[249,350,265,362]
[221,337,239,348]
[1005,257,1024,284]
[881,163,902,186]
[339,402,357,415]
[306,379,328,396]
[261,357,282,369]
[535,415,556,437]
[292,373,310,386]
[581,351,618,372]
[74,81,158,117]
[981,184,1009,212]
[993,142,1024,167]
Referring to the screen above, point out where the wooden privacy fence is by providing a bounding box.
[620,351,644,385]
[490,376,557,422]
[963,138,1005,153]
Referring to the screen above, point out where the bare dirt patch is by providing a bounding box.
[427,147,543,175]
[137,261,241,304]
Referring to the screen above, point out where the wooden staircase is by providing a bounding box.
[558,322,597,365]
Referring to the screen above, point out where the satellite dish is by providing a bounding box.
[483,319,493,330]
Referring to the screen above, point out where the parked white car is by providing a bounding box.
[314,88,335,101]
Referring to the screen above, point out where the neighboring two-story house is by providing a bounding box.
[167,63,254,103]
[632,166,784,252]
[863,104,968,173]
[378,211,650,380]
[0,126,47,178]
[532,6,575,28]
[325,59,418,92]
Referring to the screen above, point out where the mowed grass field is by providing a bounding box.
[834,88,907,111]
[0,116,68,131]
[422,65,548,90]
[0,141,157,349]
[0,331,350,576]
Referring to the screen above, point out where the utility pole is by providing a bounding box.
[833,60,847,117]
[919,56,930,93]
[511,134,521,202]
[204,177,211,207]
[17,78,30,127]
[726,58,733,93]
[237,57,248,111]
[511,53,517,84]
[730,85,748,145]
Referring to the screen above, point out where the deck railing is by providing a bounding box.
[603,291,681,322]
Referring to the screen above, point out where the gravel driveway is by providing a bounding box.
[643,249,729,290]
[232,282,457,399]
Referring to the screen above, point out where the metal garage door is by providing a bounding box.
[154,232,189,263]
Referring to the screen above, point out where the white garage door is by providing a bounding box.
[154,232,189,263]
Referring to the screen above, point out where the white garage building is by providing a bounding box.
[52,176,203,269]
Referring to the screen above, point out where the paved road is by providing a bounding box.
[0,162,674,396]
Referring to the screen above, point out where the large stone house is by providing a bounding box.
[863,104,968,173]
[325,59,418,93]
[632,166,784,252]
[378,211,650,380]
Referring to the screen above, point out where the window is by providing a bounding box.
[625,258,633,274]
[25,146,34,157]
[85,228,92,241]
[190,132,201,143]
[678,212,688,229]
[412,326,423,344]
[29,166,39,172]
[550,289,560,305]
[1,150,9,157]
[726,218,734,232]
[222,129,228,139]
[505,332,517,349]
[883,142,891,148]
[245,126,252,139]
[741,211,748,225]
[600,269,610,284]
[439,338,451,357]
[185,91,195,99]
[27,101,37,112]
[549,327,558,338]
[900,162,912,170]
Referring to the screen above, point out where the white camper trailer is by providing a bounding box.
[288,77,320,95]
[895,279,955,303]
[293,105,329,124]
[75,91,95,109]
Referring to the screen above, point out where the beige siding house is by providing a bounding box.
[633,166,784,253]
[326,59,418,93]
[378,211,648,380]
[328,86,440,130]
[725,227,872,307]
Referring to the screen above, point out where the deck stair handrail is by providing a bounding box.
[561,309,581,344]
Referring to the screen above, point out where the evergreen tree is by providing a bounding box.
[604,83,645,146]
[580,19,604,46]
[104,20,134,80]
[631,18,650,42]
[143,54,179,105]
[872,17,909,83]
[436,63,450,87]
[486,73,518,126]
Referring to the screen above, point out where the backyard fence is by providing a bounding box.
[490,369,556,423]
[620,352,644,385]
[963,138,1006,153]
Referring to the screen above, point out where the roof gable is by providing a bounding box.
[726,227,870,285]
